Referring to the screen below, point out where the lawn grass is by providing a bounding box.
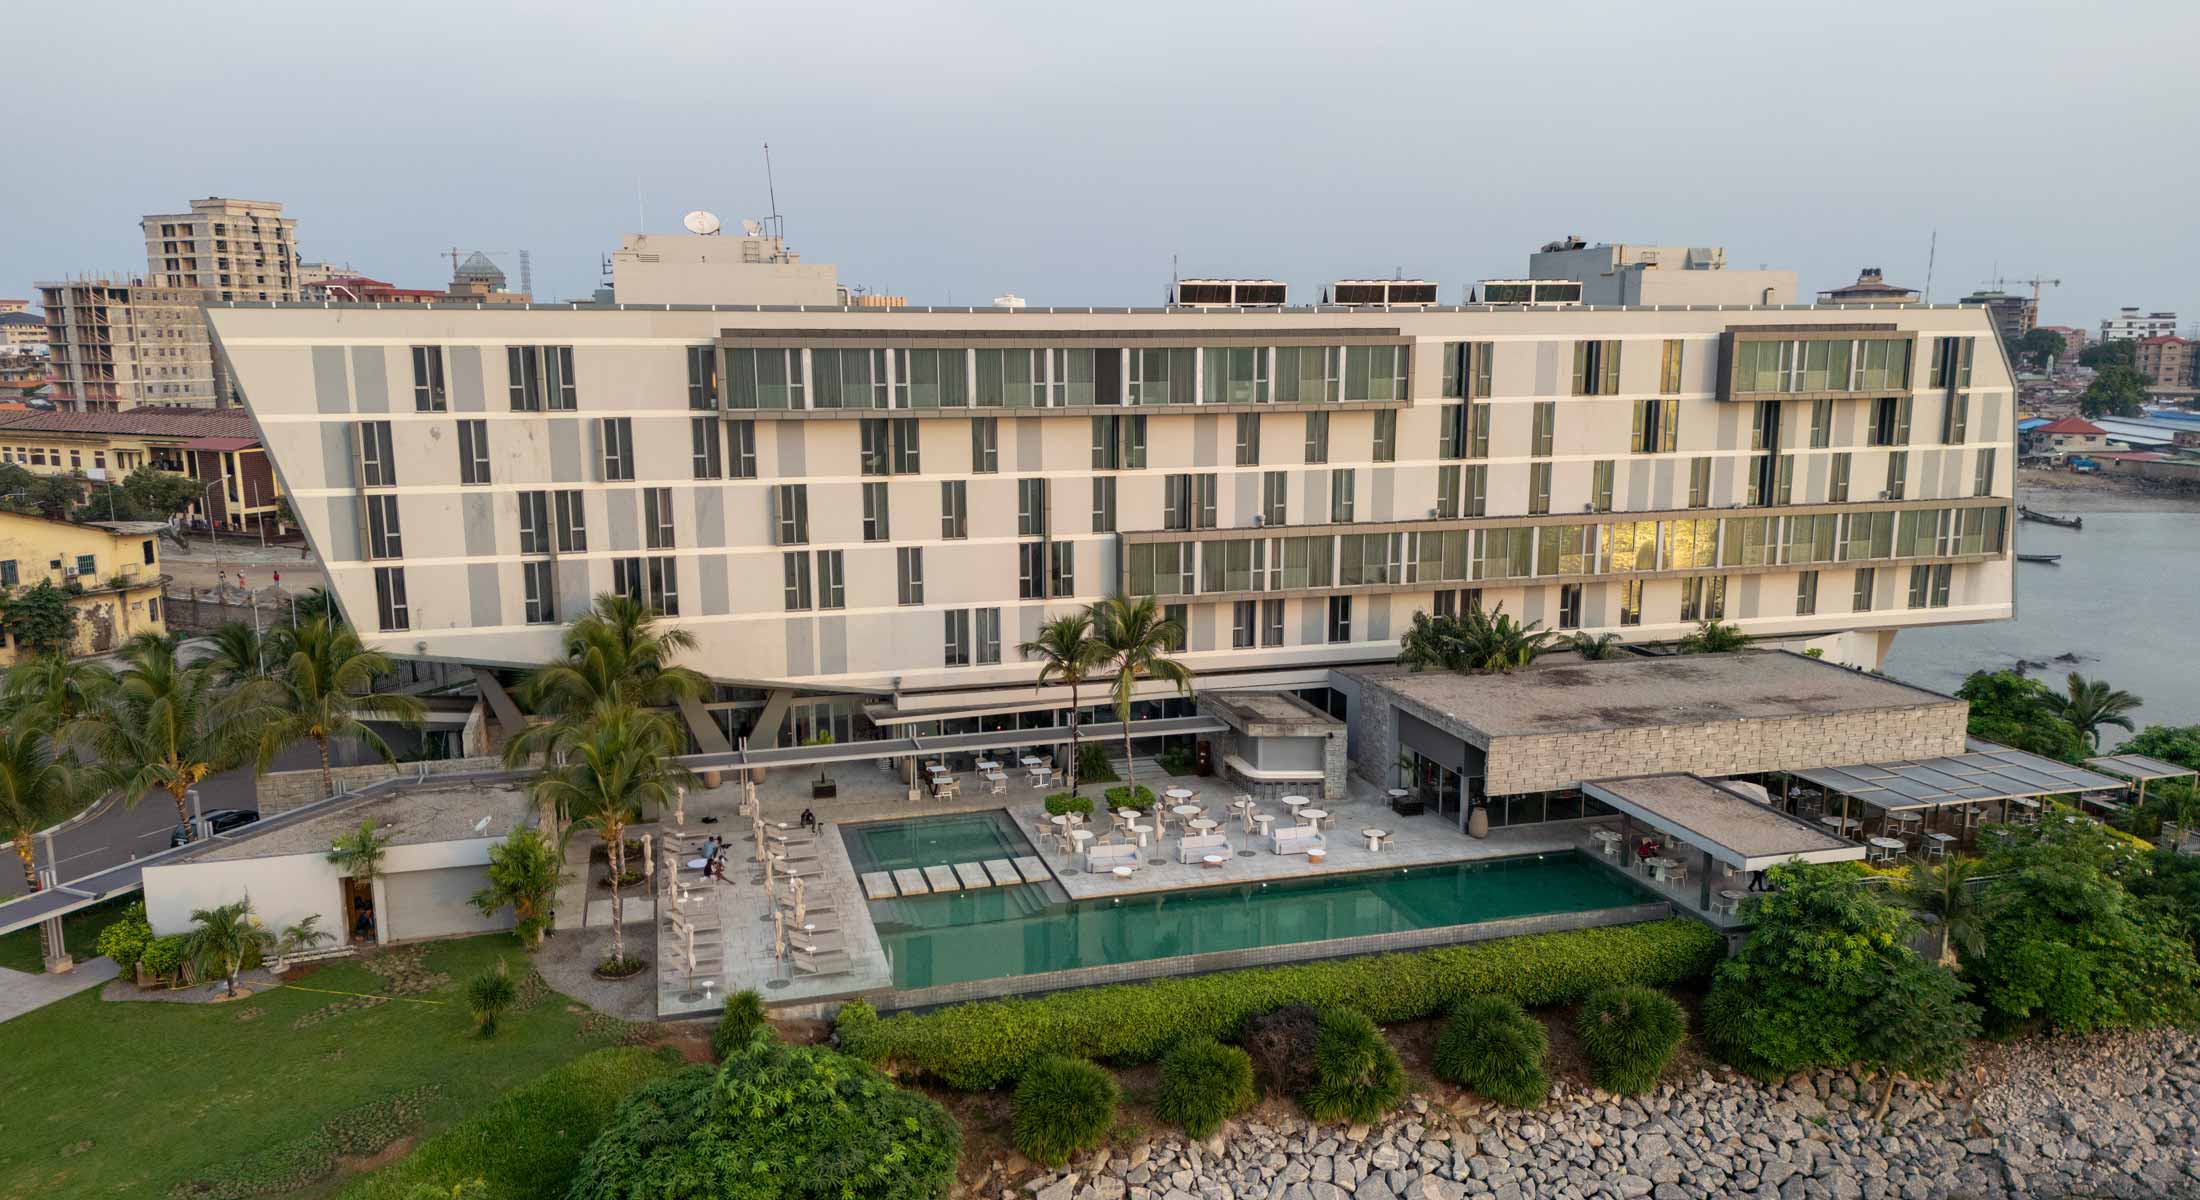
[0,934,636,1200]
[0,893,133,974]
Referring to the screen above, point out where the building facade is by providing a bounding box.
[609,231,841,306]
[1957,290,2035,342]
[1527,239,1797,307]
[0,511,166,663]
[2034,325,2087,366]
[35,279,221,409]
[0,407,283,529]
[141,197,300,302]
[2101,308,2178,343]
[0,310,47,355]
[2134,336,2195,388]
[208,300,2015,739]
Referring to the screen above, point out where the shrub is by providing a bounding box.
[1044,792,1094,818]
[1241,1004,1321,1098]
[1431,995,1549,1108]
[1152,1038,1256,1138]
[138,933,189,981]
[1299,1009,1407,1124]
[712,989,770,1059]
[1075,743,1117,783]
[1574,986,1685,1095]
[567,1037,959,1200]
[1012,1056,1119,1168]
[94,901,153,971]
[466,960,517,1038]
[1156,744,1196,777]
[837,918,1724,1089]
[1102,784,1156,811]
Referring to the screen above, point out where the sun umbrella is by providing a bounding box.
[673,785,686,828]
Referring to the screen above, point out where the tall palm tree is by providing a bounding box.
[184,897,274,997]
[504,594,709,766]
[247,616,427,799]
[1020,612,1105,792]
[326,819,393,886]
[1893,856,1998,967]
[201,621,282,689]
[530,705,694,970]
[1090,597,1192,794]
[64,636,251,823]
[2045,672,2141,751]
[0,714,93,963]
[2,653,114,724]
[1677,619,1752,654]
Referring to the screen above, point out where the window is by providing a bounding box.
[1371,410,1398,462]
[727,421,757,478]
[811,348,887,409]
[1557,583,1583,629]
[642,487,675,548]
[612,557,645,605]
[1681,575,1728,621]
[554,490,587,552]
[897,547,924,605]
[410,346,446,411]
[1233,413,1261,466]
[1262,472,1287,526]
[691,417,723,479]
[1775,454,1796,505]
[818,550,845,609]
[1885,450,1908,500]
[1907,563,1952,609]
[1591,460,1615,512]
[1049,541,1075,597]
[1127,542,1195,596]
[373,567,409,631]
[1090,476,1116,532]
[1830,452,1852,502]
[1869,395,1912,447]
[647,556,680,616]
[521,560,556,626]
[1342,345,1408,401]
[1435,465,1461,519]
[1618,579,1644,626]
[1090,414,1144,469]
[1439,403,1491,460]
[971,418,998,473]
[1018,542,1046,599]
[1688,456,1712,508]
[1326,596,1352,643]
[774,484,809,545]
[1303,412,1329,463]
[1528,463,1552,515]
[975,608,1002,665]
[1659,339,1683,394]
[1017,478,1049,536]
[1049,348,1097,407]
[1261,599,1285,647]
[1205,347,1268,404]
[1531,401,1556,457]
[1809,399,1833,449]
[1942,394,1969,445]
[1462,464,1488,518]
[507,346,576,411]
[600,418,634,481]
[862,482,890,541]
[1319,468,1349,522]
[1973,448,1996,497]
[1852,567,1875,612]
[1752,400,1780,451]
[1132,348,1196,405]
[365,494,402,559]
[1796,570,1819,616]
[891,420,921,474]
[730,347,806,410]
[141,540,155,565]
[942,609,971,666]
[686,346,720,410]
[859,420,891,476]
[1274,346,1340,403]
[860,417,920,475]
[1632,397,1679,453]
[782,551,812,611]
[1572,339,1621,396]
[1232,600,1255,648]
[457,419,490,485]
[941,480,968,539]
[1930,336,1974,390]
[357,420,395,486]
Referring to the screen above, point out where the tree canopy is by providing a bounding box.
[2078,339,2136,370]
[1957,670,2087,763]
[2012,327,2066,371]
[2079,364,2150,419]
[2119,724,2200,772]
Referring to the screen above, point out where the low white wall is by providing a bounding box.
[143,835,514,944]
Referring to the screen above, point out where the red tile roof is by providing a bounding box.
[0,407,257,439]
[2035,417,2106,435]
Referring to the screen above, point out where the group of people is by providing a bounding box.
[696,834,731,883]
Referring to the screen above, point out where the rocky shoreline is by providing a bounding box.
[983,1030,2200,1200]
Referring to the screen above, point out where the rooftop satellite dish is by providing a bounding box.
[740,219,763,237]
[682,210,722,236]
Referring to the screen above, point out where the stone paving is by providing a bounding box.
[0,958,119,1025]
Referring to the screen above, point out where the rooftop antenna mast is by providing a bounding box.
[763,142,784,243]
[1922,230,1937,305]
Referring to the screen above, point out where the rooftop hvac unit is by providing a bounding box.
[1173,279,1286,309]
[1330,280,1440,307]
[1479,279,1584,307]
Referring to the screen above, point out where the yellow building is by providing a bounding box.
[0,512,167,663]
[0,408,282,531]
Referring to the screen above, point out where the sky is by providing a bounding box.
[5,0,2196,331]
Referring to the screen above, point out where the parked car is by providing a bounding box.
[170,808,260,847]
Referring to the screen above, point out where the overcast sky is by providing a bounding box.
[7,0,2195,330]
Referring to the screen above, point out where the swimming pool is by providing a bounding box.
[867,851,1656,990]
[843,811,1028,877]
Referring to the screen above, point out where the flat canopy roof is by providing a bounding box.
[684,715,1227,773]
[1792,742,2130,812]
[1350,651,1954,743]
[1583,773,1864,871]
[2086,753,2199,784]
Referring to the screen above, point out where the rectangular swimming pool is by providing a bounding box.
[843,811,1028,878]
[868,850,1657,990]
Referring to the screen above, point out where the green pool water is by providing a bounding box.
[845,811,1025,877]
[870,850,1655,990]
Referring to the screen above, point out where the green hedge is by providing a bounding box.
[837,918,1722,1089]
[1043,793,1093,818]
[339,1047,682,1200]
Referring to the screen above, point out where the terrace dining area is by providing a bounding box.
[1776,740,2132,863]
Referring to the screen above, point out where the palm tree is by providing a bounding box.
[1567,631,1624,660]
[248,616,428,799]
[2,653,113,724]
[327,819,393,888]
[1020,612,1106,793]
[2045,672,2141,751]
[1398,611,1469,673]
[201,621,281,688]
[472,826,565,950]
[1892,856,1998,967]
[530,705,694,970]
[0,715,93,963]
[64,636,251,823]
[184,897,274,997]
[273,914,334,972]
[1678,619,1752,654]
[503,594,708,766]
[1461,603,1553,673]
[1090,597,1192,794]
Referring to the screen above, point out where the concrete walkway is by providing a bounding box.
[0,957,120,1024]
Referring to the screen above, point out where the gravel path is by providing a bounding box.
[992,1030,2200,1200]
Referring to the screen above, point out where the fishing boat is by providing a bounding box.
[2015,553,2062,564]
[2017,505,2083,530]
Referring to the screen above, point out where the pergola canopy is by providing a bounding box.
[1791,741,2129,813]
[1582,773,1864,872]
[2085,754,2198,785]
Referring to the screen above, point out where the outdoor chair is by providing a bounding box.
[791,948,853,978]
[1177,833,1234,865]
[1271,824,1326,856]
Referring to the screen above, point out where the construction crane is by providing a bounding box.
[1985,275,2062,309]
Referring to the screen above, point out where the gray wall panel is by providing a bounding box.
[1371,467,1393,522]
[699,555,728,615]
[1193,416,1217,467]
[1016,419,1041,471]
[468,563,501,626]
[312,347,351,414]
[693,488,726,547]
[351,348,390,414]
[606,490,638,550]
[461,494,497,557]
[558,561,591,615]
[321,497,360,562]
[819,616,847,676]
[784,618,815,676]
[450,347,485,412]
[776,425,805,477]
[320,424,353,487]
[548,421,580,481]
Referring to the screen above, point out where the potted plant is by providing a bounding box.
[270,914,334,976]
[805,731,837,799]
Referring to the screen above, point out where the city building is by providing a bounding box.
[0,308,46,355]
[302,275,448,304]
[141,197,300,302]
[0,301,27,314]
[2134,336,2195,388]
[208,289,2014,763]
[35,277,221,409]
[0,408,282,528]
[2034,325,2088,366]
[2101,307,2178,343]
[1817,269,1918,306]
[2022,416,2109,462]
[1957,290,2035,342]
[1526,238,1797,307]
[0,509,167,663]
[609,229,840,306]
[295,260,357,292]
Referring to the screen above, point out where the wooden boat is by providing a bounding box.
[2015,553,2062,564]
[2017,505,2083,530]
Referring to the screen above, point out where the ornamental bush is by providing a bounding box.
[1152,1038,1257,1138]
[94,901,153,972]
[1044,793,1094,818]
[138,933,189,982]
[711,989,769,1059]
[837,919,1723,1089]
[567,1038,959,1200]
[1102,785,1156,811]
[1240,1004,1321,1100]
[1299,1009,1407,1124]
[1012,1057,1119,1168]
[1574,985,1685,1095]
[1431,995,1549,1108]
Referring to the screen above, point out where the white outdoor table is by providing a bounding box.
[1280,795,1310,813]
[1362,828,1388,851]
[1591,829,1623,855]
[1643,856,1679,880]
[1187,818,1219,834]
[1020,756,1042,767]
[975,759,1000,772]
[1819,815,1859,833]
[1165,787,1195,802]
[1253,813,1276,838]
[1200,854,1225,868]
[1111,866,1133,879]
[1298,808,1329,829]
[1128,823,1152,847]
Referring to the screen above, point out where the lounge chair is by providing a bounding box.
[1271,824,1327,857]
[791,948,852,977]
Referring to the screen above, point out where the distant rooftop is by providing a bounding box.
[189,781,536,862]
[0,407,256,438]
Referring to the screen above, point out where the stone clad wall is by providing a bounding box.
[255,755,506,815]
